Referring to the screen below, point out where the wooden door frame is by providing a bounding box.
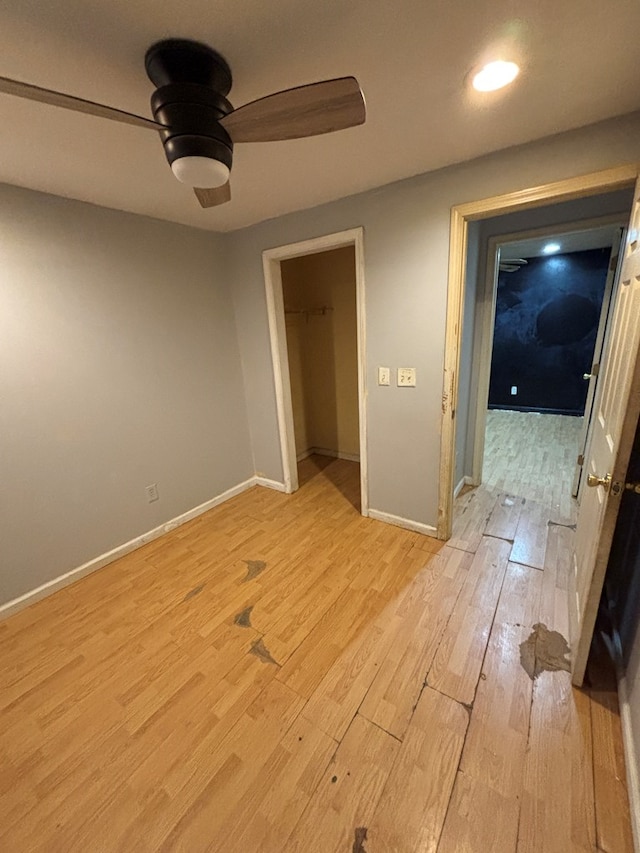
[263,227,369,515]
[470,214,628,489]
[438,163,638,539]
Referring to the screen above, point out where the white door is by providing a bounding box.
[572,229,623,496]
[570,175,640,685]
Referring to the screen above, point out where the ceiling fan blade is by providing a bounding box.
[220,77,365,143]
[194,182,231,208]
[0,75,164,130]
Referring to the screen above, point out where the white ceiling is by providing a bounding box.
[1,0,639,232]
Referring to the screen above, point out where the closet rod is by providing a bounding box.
[284,305,333,316]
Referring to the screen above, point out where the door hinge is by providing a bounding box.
[577,454,584,466]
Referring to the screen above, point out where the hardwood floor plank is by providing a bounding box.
[427,536,512,705]
[438,771,519,853]
[283,713,399,852]
[256,559,354,663]
[215,715,338,853]
[153,679,305,853]
[588,642,635,853]
[485,492,526,541]
[539,523,573,638]
[518,672,596,853]
[301,608,403,741]
[294,545,431,741]
[590,689,634,853]
[481,411,582,510]
[0,454,632,852]
[368,687,468,852]
[460,564,542,790]
[448,486,498,553]
[510,500,549,570]
[439,563,542,851]
[274,586,384,698]
[359,546,471,739]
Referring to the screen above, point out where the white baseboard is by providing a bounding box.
[296,447,360,463]
[0,474,285,621]
[313,447,360,463]
[367,508,438,539]
[254,476,287,492]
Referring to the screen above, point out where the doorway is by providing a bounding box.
[440,164,640,688]
[263,228,368,514]
[280,246,360,507]
[448,183,635,533]
[472,220,625,512]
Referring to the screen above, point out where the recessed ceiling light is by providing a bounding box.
[472,60,520,92]
[542,242,561,254]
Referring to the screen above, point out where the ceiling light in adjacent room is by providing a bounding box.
[542,242,561,254]
[472,60,520,92]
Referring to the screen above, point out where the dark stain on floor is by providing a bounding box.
[353,827,368,853]
[249,638,278,665]
[234,605,254,628]
[183,584,205,601]
[242,560,267,582]
[520,622,571,679]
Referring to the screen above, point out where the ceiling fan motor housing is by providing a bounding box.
[145,39,234,175]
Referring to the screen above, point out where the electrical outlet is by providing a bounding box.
[145,483,159,503]
[378,366,390,386]
[510,385,518,395]
[397,367,416,387]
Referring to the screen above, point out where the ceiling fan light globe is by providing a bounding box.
[171,156,229,188]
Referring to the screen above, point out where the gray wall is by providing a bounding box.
[457,188,634,483]
[229,112,640,529]
[3,111,640,608]
[0,184,253,605]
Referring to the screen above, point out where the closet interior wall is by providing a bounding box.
[281,246,359,462]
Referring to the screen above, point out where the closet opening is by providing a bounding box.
[263,228,368,515]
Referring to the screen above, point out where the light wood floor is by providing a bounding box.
[0,453,633,852]
[482,409,583,519]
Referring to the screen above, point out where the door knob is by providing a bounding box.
[587,472,611,490]
[583,373,593,380]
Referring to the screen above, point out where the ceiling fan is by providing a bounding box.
[0,39,366,208]
[499,257,528,272]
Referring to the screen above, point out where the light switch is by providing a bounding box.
[378,366,390,386]
[397,367,416,387]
